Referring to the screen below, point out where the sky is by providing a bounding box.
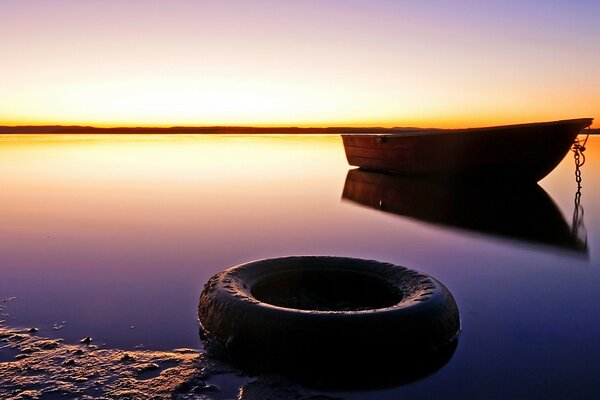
[0,0,598,128]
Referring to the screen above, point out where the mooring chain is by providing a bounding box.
[571,127,590,242]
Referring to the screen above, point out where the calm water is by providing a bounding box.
[1,134,600,399]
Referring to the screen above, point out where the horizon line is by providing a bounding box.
[0,117,597,133]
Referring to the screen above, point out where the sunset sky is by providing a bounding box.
[1,0,598,128]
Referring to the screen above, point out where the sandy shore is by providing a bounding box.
[0,326,213,399]
[0,325,335,400]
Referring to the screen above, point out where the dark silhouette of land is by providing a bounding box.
[0,125,426,134]
[0,125,597,135]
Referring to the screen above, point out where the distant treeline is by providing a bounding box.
[0,125,597,135]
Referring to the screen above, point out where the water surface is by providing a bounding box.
[1,134,599,399]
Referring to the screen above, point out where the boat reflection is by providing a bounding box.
[342,169,587,253]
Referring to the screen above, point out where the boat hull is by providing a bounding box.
[341,118,593,183]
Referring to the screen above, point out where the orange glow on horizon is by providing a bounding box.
[0,1,598,129]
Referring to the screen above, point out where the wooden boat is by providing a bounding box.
[341,118,593,183]
[342,169,587,253]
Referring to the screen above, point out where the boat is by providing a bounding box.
[342,169,587,253]
[341,118,593,183]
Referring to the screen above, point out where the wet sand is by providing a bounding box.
[0,325,210,399]
[0,324,336,400]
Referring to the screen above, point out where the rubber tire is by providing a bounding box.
[198,256,460,372]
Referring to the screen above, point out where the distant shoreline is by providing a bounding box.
[0,125,422,134]
[0,125,598,135]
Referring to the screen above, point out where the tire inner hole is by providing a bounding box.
[251,269,403,311]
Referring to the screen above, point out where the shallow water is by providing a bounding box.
[1,133,600,399]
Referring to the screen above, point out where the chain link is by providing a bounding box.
[571,127,590,243]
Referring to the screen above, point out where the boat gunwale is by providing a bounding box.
[340,118,594,138]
